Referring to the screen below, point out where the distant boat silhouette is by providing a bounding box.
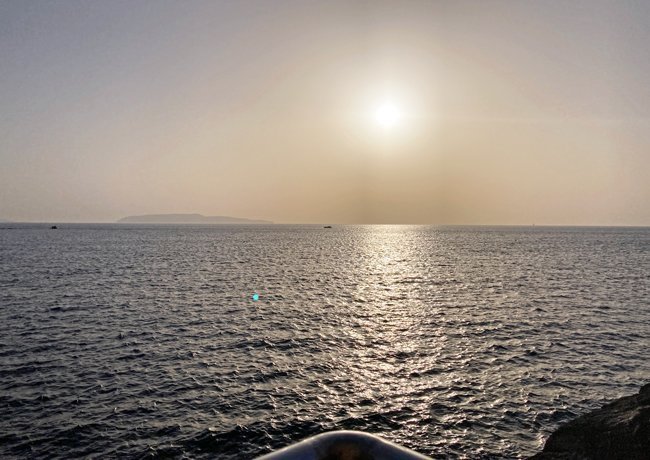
[323,225,332,228]
[50,225,57,229]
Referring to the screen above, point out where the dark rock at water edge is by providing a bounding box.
[530,383,650,460]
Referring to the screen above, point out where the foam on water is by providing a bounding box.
[1,225,648,458]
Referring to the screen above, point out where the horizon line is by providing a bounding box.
[2,221,649,228]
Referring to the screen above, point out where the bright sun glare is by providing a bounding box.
[374,103,402,128]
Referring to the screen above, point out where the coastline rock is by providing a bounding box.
[530,383,650,460]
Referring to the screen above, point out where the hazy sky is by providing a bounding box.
[1,0,649,224]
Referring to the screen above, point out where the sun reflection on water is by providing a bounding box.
[331,226,443,438]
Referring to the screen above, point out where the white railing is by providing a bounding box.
[256,430,431,460]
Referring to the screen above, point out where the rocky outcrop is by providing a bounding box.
[530,383,650,460]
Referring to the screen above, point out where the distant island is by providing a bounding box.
[117,213,272,224]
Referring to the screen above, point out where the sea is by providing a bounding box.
[1,224,648,459]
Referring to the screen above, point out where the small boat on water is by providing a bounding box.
[324,225,333,228]
[257,431,430,460]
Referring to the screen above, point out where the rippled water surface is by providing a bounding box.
[1,225,649,459]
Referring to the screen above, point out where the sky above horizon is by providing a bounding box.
[1,0,649,224]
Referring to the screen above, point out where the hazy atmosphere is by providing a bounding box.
[2,0,649,225]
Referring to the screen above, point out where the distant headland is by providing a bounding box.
[117,213,272,224]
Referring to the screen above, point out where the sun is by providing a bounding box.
[374,103,402,128]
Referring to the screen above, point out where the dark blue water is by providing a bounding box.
[1,225,648,459]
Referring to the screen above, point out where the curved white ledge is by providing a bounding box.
[256,430,431,460]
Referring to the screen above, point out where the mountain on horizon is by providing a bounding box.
[117,213,272,224]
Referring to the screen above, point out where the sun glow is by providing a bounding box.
[374,103,402,128]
